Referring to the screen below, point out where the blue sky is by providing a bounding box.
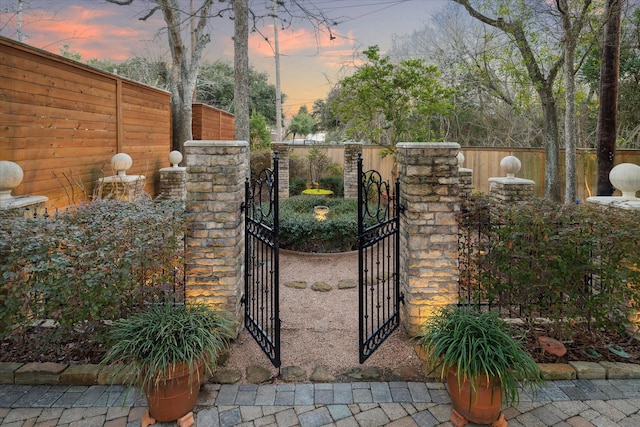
[0,0,448,115]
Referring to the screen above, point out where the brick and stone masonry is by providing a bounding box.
[344,142,363,199]
[159,166,187,201]
[271,142,290,200]
[184,140,249,328]
[396,142,461,335]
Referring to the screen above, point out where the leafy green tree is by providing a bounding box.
[330,45,454,157]
[87,56,169,89]
[287,105,317,141]
[249,110,271,149]
[59,44,82,62]
[196,60,283,125]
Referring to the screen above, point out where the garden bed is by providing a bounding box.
[2,318,639,368]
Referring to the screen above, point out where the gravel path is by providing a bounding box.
[223,250,423,382]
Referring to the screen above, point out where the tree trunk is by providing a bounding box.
[541,88,562,202]
[453,0,563,201]
[596,0,622,196]
[233,0,250,142]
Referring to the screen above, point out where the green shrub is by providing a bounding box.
[250,149,272,180]
[276,196,357,252]
[0,200,185,339]
[318,176,344,197]
[461,197,640,339]
[289,177,307,196]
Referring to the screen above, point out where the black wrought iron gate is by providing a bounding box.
[357,155,403,363]
[243,154,281,368]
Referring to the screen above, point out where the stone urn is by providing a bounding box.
[0,160,24,200]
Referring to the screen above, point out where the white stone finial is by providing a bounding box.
[0,160,24,200]
[168,150,183,167]
[456,152,465,168]
[111,153,133,176]
[610,163,640,200]
[501,156,522,179]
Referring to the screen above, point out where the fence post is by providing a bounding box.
[488,156,535,205]
[396,142,461,335]
[457,152,474,200]
[184,140,249,328]
[344,142,363,199]
[159,151,187,201]
[271,142,290,200]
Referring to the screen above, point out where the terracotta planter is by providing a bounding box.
[144,361,203,422]
[447,367,505,426]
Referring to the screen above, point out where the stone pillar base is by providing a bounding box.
[97,175,146,201]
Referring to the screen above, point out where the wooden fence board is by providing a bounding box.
[1,36,171,208]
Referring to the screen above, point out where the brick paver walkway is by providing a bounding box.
[2,379,640,426]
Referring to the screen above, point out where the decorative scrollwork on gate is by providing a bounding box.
[357,154,403,363]
[243,154,281,368]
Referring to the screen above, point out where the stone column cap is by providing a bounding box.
[397,142,460,149]
[184,140,249,148]
[100,175,145,183]
[489,176,535,185]
[160,166,187,172]
[0,195,48,210]
[586,196,640,210]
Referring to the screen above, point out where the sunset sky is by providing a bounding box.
[0,0,448,116]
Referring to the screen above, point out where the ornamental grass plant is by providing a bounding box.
[417,306,543,406]
[100,301,236,390]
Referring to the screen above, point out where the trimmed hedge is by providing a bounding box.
[277,196,357,253]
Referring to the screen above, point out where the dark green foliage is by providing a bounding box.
[318,176,344,197]
[101,302,236,389]
[277,196,357,252]
[417,306,542,407]
[289,177,307,196]
[0,200,185,339]
[460,197,640,339]
[250,149,273,181]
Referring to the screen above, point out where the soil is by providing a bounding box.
[2,250,640,379]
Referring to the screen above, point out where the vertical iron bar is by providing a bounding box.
[272,153,280,367]
[357,154,365,363]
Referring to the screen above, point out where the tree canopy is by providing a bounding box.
[329,45,454,156]
[287,105,317,141]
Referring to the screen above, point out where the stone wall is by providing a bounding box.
[489,177,535,205]
[159,167,187,201]
[184,140,249,327]
[344,142,362,199]
[396,142,461,335]
[271,142,290,200]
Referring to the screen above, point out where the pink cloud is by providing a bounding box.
[2,5,156,61]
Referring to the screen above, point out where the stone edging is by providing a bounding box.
[2,361,640,387]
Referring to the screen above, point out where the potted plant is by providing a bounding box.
[416,306,542,427]
[101,301,236,425]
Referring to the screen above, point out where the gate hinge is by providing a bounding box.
[398,203,406,215]
[399,292,405,304]
[240,295,246,305]
[240,202,246,212]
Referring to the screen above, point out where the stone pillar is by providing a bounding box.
[271,142,290,200]
[184,140,249,326]
[344,142,363,199]
[96,153,146,201]
[488,156,534,205]
[159,167,187,201]
[396,142,461,335]
[159,151,187,201]
[457,152,473,200]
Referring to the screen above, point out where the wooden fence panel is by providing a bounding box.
[192,103,235,140]
[0,37,171,208]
